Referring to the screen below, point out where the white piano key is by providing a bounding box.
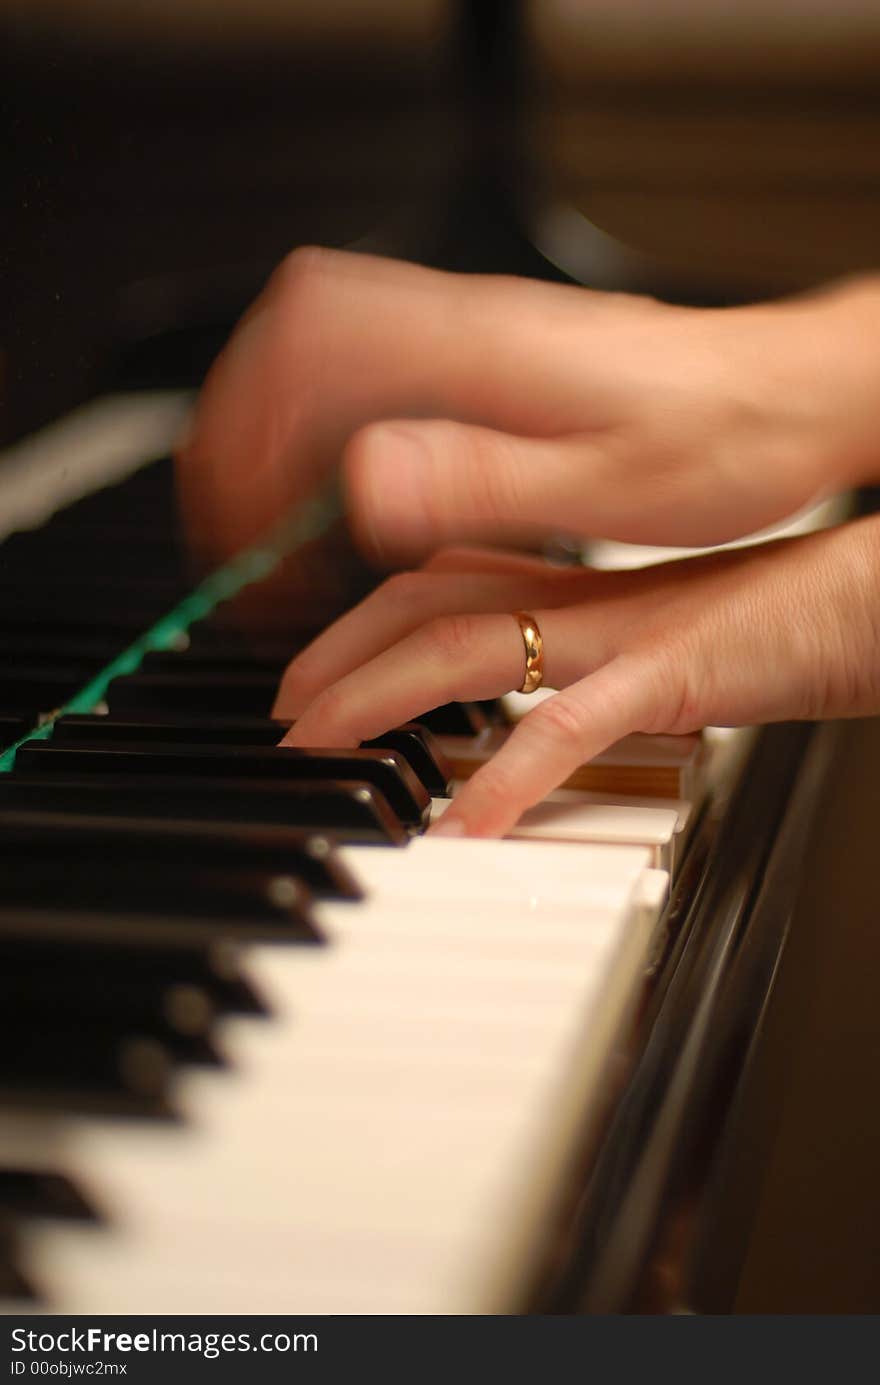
[431,793,681,870]
[337,836,651,910]
[15,838,664,1315]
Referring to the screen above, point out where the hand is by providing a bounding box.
[276,518,880,836]
[176,248,880,567]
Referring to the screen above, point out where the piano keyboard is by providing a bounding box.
[0,395,836,1313]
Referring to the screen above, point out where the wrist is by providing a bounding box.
[796,274,880,490]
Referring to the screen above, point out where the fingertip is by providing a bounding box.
[427,814,467,838]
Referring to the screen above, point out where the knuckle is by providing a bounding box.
[277,645,320,702]
[466,758,519,812]
[636,640,705,734]
[421,613,478,663]
[527,692,587,748]
[305,678,349,731]
[274,245,332,317]
[463,432,528,524]
[381,570,430,616]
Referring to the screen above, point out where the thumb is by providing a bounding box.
[343,419,607,562]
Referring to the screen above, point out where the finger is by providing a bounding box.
[430,653,671,838]
[280,607,612,748]
[344,421,614,562]
[272,557,602,718]
[422,545,580,578]
[176,247,626,563]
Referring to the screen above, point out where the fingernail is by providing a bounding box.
[428,815,467,838]
[356,425,431,558]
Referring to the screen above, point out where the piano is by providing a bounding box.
[0,395,843,1313]
[3,0,872,1317]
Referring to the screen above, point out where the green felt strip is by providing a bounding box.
[0,488,340,772]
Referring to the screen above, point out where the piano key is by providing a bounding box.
[337,836,653,912]
[415,702,495,736]
[0,850,321,940]
[0,963,216,1035]
[3,979,219,1068]
[0,633,128,664]
[0,810,361,900]
[185,627,299,663]
[0,667,103,716]
[439,726,706,798]
[0,530,189,582]
[431,793,686,872]
[0,775,409,844]
[53,715,453,799]
[0,580,190,624]
[362,726,453,798]
[0,1171,98,1223]
[0,1222,32,1301]
[2,1028,175,1118]
[0,934,264,1017]
[52,713,289,745]
[15,838,661,1313]
[106,671,287,717]
[0,717,28,746]
[138,650,289,677]
[16,743,432,830]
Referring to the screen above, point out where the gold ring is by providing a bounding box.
[514,611,544,695]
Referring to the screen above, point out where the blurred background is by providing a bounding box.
[6,0,880,446]
[2,0,878,1310]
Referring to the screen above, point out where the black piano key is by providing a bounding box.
[0,1221,34,1300]
[107,671,279,717]
[362,725,453,798]
[0,855,321,942]
[0,632,128,663]
[53,715,453,799]
[53,713,287,745]
[0,934,265,1017]
[2,980,219,1068]
[0,774,408,844]
[0,716,28,744]
[0,965,216,1041]
[1,1028,175,1118]
[185,627,298,663]
[0,1170,98,1222]
[138,649,291,677]
[0,666,101,716]
[0,616,162,646]
[0,530,189,582]
[17,742,431,829]
[19,966,221,1066]
[0,809,360,899]
[475,699,508,725]
[0,580,190,625]
[416,702,493,736]
[54,457,177,525]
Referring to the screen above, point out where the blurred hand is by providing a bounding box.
[277,519,880,836]
[176,248,880,567]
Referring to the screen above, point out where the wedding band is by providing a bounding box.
[514,611,544,695]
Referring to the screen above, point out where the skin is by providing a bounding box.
[177,248,880,836]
